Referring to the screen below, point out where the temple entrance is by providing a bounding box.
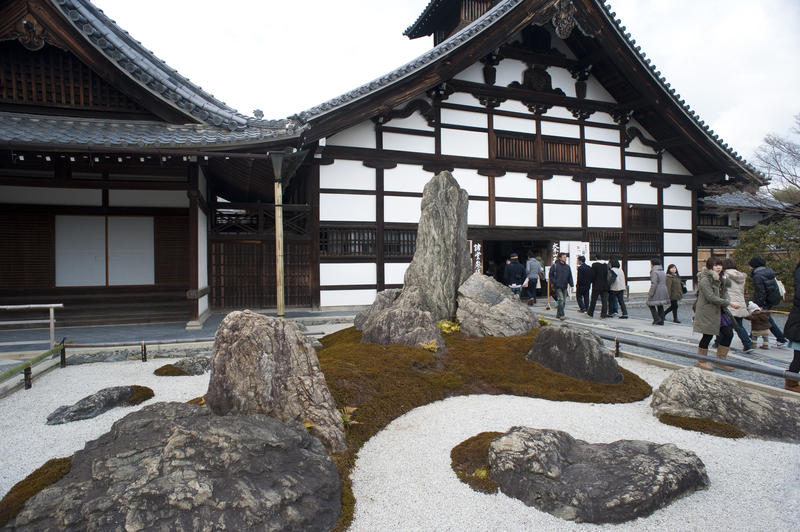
[481,239,551,285]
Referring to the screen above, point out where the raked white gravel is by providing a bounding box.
[1,357,798,531]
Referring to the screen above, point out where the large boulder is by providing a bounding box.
[10,403,341,532]
[456,273,538,336]
[172,356,211,375]
[360,307,444,351]
[206,310,346,451]
[354,288,401,330]
[489,427,708,524]
[651,367,800,442]
[46,385,153,425]
[525,326,622,383]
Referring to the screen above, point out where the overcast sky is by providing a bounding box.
[92,0,799,160]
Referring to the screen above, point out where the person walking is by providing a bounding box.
[608,258,628,318]
[782,257,800,392]
[586,254,609,318]
[647,258,669,325]
[548,252,573,321]
[503,253,526,296]
[693,256,740,371]
[524,251,543,305]
[575,255,592,313]
[722,258,755,353]
[663,264,684,323]
[748,256,789,347]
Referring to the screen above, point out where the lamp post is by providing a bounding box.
[270,150,286,318]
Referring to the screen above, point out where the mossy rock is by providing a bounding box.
[450,432,502,494]
[186,395,206,406]
[658,413,746,439]
[154,364,190,377]
[0,457,71,527]
[126,385,154,406]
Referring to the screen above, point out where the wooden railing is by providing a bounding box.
[0,303,63,349]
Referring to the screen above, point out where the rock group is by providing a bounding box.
[489,427,708,523]
[456,273,538,336]
[46,385,153,425]
[526,325,622,383]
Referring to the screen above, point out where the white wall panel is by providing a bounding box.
[1,186,102,206]
[321,289,377,307]
[387,111,432,130]
[589,112,616,125]
[664,256,693,278]
[543,203,581,227]
[198,295,209,316]
[495,201,536,227]
[320,193,375,221]
[663,208,692,230]
[585,76,616,102]
[109,189,189,208]
[627,181,658,204]
[627,137,658,155]
[584,126,619,143]
[452,62,484,83]
[384,262,410,285]
[664,232,693,254]
[586,178,620,202]
[587,205,621,228]
[627,280,651,294]
[384,164,429,193]
[55,215,106,286]
[663,184,693,206]
[494,172,535,199]
[441,128,488,158]
[320,263,376,286]
[542,175,580,201]
[198,167,207,201]
[382,132,435,154]
[452,169,488,197]
[468,199,490,226]
[627,260,653,278]
[440,108,486,128]
[543,106,574,120]
[625,155,659,173]
[446,92,480,106]
[540,121,580,138]
[585,143,621,169]
[108,217,154,286]
[198,210,208,289]
[494,58,526,87]
[496,100,530,114]
[548,67,576,97]
[662,152,691,175]
[320,159,375,190]
[493,115,535,134]
[327,120,375,149]
[384,196,422,224]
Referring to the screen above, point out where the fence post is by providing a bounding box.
[60,338,67,368]
[614,337,620,358]
[141,342,147,362]
[49,306,55,349]
[23,367,32,389]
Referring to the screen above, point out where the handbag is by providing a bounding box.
[720,311,733,328]
[522,277,529,288]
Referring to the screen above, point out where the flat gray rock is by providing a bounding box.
[172,356,210,375]
[46,385,152,425]
[651,367,800,442]
[360,307,444,351]
[525,326,622,383]
[11,402,341,532]
[66,350,131,365]
[456,273,538,337]
[489,427,708,523]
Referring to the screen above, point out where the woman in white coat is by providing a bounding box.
[723,258,755,353]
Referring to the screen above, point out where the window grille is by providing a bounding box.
[384,229,417,258]
[319,227,376,257]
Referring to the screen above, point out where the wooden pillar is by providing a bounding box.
[187,163,200,321]
[274,178,285,317]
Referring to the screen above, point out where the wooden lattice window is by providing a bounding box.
[320,226,376,257]
[384,229,417,258]
[496,132,537,161]
[542,137,581,165]
[627,231,660,258]
[586,230,622,260]
[628,205,660,229]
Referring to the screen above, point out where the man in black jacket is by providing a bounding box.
[548,252,573,320]
[587,254,609,318]
[504,253,526,296]
[749,256,788,346]
[575,255,592,313]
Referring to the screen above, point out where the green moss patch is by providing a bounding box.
[154,364,190,376]
[450,432,502,494]
[126,385,154,406]
[658,413,746,439]
[318,327,652,531]
[0,456,71,527]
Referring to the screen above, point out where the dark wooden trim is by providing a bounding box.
[376,122,386,292]
[495,197,538,204]
[0,177,189,190]
[0,204,188,216]
[536,178,544,227]
[384,191,424,198]
[621,179,629,267]
[691,187,698,281]
[657,186,665,259]
[439,122,487,134]
[541,199,583,205]
[310,162,321,309]
[320,284,377,290]
[186,286,210,300]
[580,181,588,228]
[662,205,693,211]
[363,160,398,169]
[187,164,199,321]
[320,257,377,263]
[662,229,693,234]
[468,226,583,240]
[585,200,623,207]
[101,189,109,208]
[625,151,660,159]
[380,126,436,138]
[488,175,496,226]
[104,215,109,286]
[319,188,375,196]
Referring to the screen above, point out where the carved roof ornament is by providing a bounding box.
[6,11,51,51]
[509,64,565,115]
[552,0,579,39]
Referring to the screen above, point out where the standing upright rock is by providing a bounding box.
[206,310,346,451]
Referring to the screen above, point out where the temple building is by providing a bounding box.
[0,0,763,326]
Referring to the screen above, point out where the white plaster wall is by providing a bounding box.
[108,216,154,286]
[0,186,102,206]
[626,181,658,204]
[384,262,410,285]
[320,193,375,222]
[543,203,581,227]
[320,160,375,190]
[493,115,535,134]
[198,295,209,316]
[663,184,693,207]
[585,143,621,169]
[589,112,616,125]
[661,152,692,175]
[625,155,659,173]
[386,111,433,130]
[587,205,621,228]
[540,121,580,138]
[663,256,693,278]
[55,215,106,286]
[496,100,530,114]
[584,126,619,143]
[626,137,658,155]
[663,208,692,230]
[548,67,576,97]
[664,232,693,254]
[585,76,616,102]
[542,175,580,201]
[627,280,651,293]
[495,172,536,199]
[198,209,208,289]
[494,58,526,87]
[440,108,487,128]
[543,106,574,120]
[468,199,490,226]
[586,178,620,202]
[452,169,488,197]
[109,190,189,208]
[495,201,536,227]
[445,92,480,106]
[452,62,485,83]
[327,120,375,149]
[441,128,488,158]
[384,196,422,224]
[384,164,429,193]
[320,263,376,286]
[382,132,436,154]
[627,260,652,278]
[321,289,377,307]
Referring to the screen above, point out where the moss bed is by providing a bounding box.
[658,413,746,439]
[450,432,502,494]
[319,327,652,531]
[154,364,190,377]
[126,385,155,405]
[0,457,71,527]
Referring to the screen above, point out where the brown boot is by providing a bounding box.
[695,347,713,371]
[714,345,735,371]
[785,379,800,393]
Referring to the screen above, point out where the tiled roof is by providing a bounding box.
[0,112,304,150]
[702,192,784,210]
[404,0,447,38]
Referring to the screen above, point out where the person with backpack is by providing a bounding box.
[504,253,526,296]
[748,256,788,347]
[548,252,573,320]
[524,251,543,305]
